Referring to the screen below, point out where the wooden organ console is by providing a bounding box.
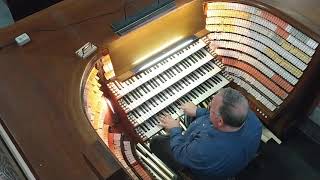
[83,0,320,179]
[0,0,320,179]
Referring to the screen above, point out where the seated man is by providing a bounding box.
[150,87,262,179]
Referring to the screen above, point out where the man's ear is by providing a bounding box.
[217,117,224,127]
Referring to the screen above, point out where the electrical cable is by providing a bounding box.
[0,0,143,50]
[0,41,16,50]
[0,5,124,50]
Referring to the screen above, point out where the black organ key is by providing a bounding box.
[188,55,197,63]
[168,87,175,95]
[131,92,138,100]
[196,70,204,77]
[198,49,206,57]
[204,81,213,88]
[126,96,133,103]
[136,87,144,96]
[163,91,170,99]
[196,87,204,94]
[132,111,139,119]
[196,69,204,76]
[160,74,168,82]
[181,79,188,86]
[170,68,177,76]
[199,68,207,75]
[184,78,191,84]
[191,53,199,62]
[202,64,211,72]
[144,102,152,111]
[160,94,167,102]
[141,124,149,131]
[185,59,192,66]
[176,64,184,72]
[137,74,142,79]
[150,79,158,87]
[123,97,131,105]
[148,80,156,89]
[158,75,165,83]
[166,69,173,77]
[168,105,176,113]
[144,122,152,130]
[149,118,157,126]
[134,90,141,98]
[194,51,202,59]
[199,85,207,93]
[182,60,190,68]
[188,74,196,81]
[215,75,222,82]
[154,77,161,86]
[185,95,192,102]
[211,77,219,84]
[164,71,171,79]
[135,109,142,117]
[140,85,148,93]
[180,96,188,103]
[139,106,146,114]
[156,94,164,102]
[149,100,157,107]
[167,89,173,96]
[173,66,181,73]
[177,83,184,90]
[175,99,183,107]
[189,90,198,98]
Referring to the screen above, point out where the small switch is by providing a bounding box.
[75,42,97,59]
[15,33,31,46]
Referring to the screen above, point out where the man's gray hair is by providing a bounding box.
[218,87,249,127]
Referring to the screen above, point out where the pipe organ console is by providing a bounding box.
[81,0,320,179]
[86,37,230,179]
[83,1,320,178]
[107,38,230,141]
[2,0,320,179]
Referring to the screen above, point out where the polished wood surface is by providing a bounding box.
[0,0,319,179]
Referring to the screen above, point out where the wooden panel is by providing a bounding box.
[0,0,130,179]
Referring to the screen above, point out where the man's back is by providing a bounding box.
[170,108,262,178]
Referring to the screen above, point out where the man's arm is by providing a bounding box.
[196,108,209,117]
[169,127,202,168]
[159,114,208,168]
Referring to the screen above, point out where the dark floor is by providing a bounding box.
[239,130,320,180]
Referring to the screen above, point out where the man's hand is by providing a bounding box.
[158,114,180,130]
[181,102,197,117]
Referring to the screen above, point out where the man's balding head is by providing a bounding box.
[210,87,249,128]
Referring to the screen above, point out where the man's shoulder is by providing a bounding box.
[246,110,262,128]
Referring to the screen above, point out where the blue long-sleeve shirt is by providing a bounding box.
[169,108,262,178]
